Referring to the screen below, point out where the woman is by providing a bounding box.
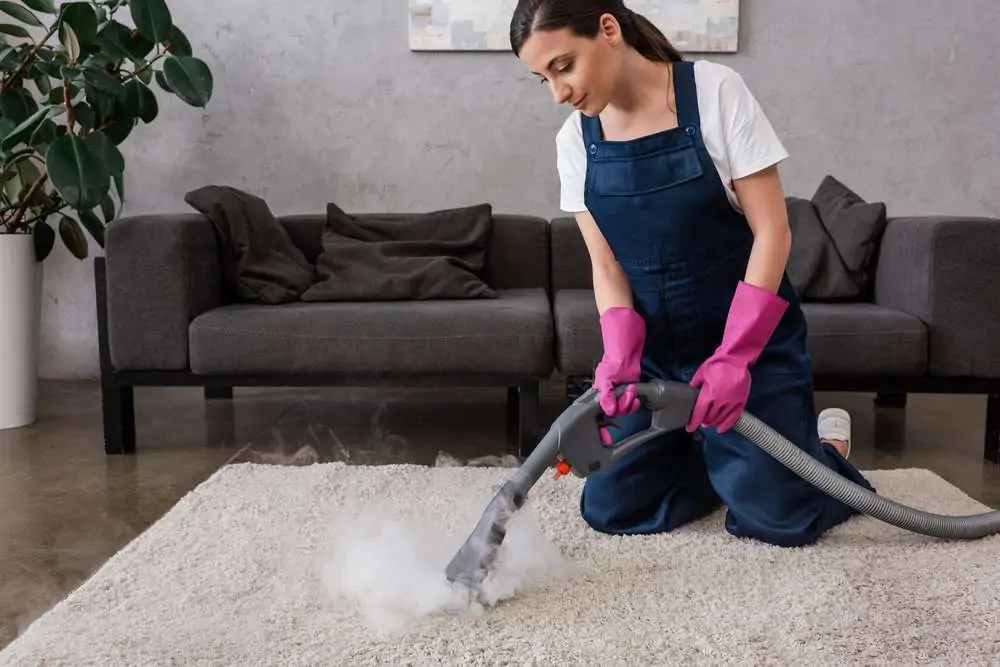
[510,0,874,547]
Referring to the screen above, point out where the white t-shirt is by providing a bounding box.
[556,60,788,214]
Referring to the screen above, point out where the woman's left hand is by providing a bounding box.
[685,280,789,433]
[686,353,752,433]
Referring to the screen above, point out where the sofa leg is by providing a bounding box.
[874,392,907,408]
[985,394,999,465]
[205,386,233,400]
[517,381,541,459]
[506,386,519,433]
[95,257,135,455]
[102,382,136,455]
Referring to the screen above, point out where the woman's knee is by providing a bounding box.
[578,433,720,535]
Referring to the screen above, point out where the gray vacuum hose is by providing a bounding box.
[734,410,1000,539]
[444,381,1000,593]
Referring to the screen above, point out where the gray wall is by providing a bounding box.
[41,0,999,379]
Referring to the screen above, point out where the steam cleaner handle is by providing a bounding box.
[612,379,698,411]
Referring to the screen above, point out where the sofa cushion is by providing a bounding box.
[183,185,317,304]
[552,290,602,375]
[301,202,496,302]
[786,175,888,302]
[552,291,927,378]
[802,303,926,377]
[188,288,553,376]
[277,213,550,292]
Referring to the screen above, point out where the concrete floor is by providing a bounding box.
[1,379,998,650]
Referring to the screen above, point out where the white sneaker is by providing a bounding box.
[817,407,851,458]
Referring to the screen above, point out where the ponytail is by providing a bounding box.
[622,9,683,63]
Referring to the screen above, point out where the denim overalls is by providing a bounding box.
[577,60,875,547]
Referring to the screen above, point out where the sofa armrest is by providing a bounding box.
[104,214,227,371]
[874,216,1000,377]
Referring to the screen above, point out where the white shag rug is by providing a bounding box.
[3,461,1000,666]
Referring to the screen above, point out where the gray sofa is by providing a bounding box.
[549,215,1000,462]
[95,209,1000,463]
[96,212,554,455]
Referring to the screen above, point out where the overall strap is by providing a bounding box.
[672,60,700,128]
[579,112,601,148]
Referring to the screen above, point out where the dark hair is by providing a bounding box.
[510,0,683,63]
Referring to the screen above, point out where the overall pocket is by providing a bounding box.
[589,145,704,197]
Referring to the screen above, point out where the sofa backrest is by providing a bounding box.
[276,212,551,291]
[549,216,592,290]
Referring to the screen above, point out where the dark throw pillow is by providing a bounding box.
[811,175,888,299]
[300,202,497,302]
[184,185,316,304]
[785,176,888,302]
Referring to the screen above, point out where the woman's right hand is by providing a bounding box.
[593,306,645,442]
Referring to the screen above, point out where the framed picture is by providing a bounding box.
[408,0,740,53]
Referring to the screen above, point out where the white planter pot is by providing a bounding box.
[0,234,42,430]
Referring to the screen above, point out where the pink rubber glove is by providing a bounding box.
[686,281,788,433]
[594,306,645,444]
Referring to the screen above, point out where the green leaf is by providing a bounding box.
[72,101,94,130]
[81,66,125,99]
[85,83,114,121]
[2,162,20,200]
[13,152,40,183]
[154,68,172,93]
[77,208,104,247]
[0,24,30,38]
[99,192,115,222]
[0,103,62,150]
[58,214,88,259]
[162,56,212,107]
[60,2,98,44]
[29,118,56,150]
[0,117,16,141]
[96,20,153,61]
[165,25,191,56]
[113,172,123,200]
[0,147,35,182]
[104,115,134,144]
[34,59,63,79]
[0,2,43,28]
[33,217,55,261]
[44,133,110,210]
[58,21,79,61]
[129,0,172,44]
[33,73,52,95]
[123,78,157,122]
[0,45,18,69]
[0,88,38,124]
[81,51,114,72]
[23,0,57,15]
[84,129,124,175]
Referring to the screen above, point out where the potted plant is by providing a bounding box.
[0,0,212,429]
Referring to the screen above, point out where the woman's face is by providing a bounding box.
[517,15,624,116]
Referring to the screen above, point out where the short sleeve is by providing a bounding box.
[556,113,587,213]
[717,69,789,180]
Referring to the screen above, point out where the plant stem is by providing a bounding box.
[0,23,59,95]
[16,198,65,230]
[123,53,166,81]
[63,77,75,133]
[6,173,49,233]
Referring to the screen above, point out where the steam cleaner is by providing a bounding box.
[445,379,1000,594]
